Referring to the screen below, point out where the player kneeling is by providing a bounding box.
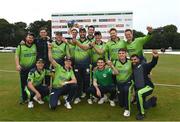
[26,59,51,108]
[87,58,119,106]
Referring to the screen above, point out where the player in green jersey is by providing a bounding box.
[15,33,37,104]
[26,59,51,108]
[87,58,119,106]
[92,28,126,62]
[113,48,133,117]
[72,31,105,103]
[125,26,153,62]
[74,31,105,67]
[71,28,92,104]
[19,27,52,86]
[48,44,77,110]
[51,31,70,66]
[87,25,95,42]
[68,28,78,63]
[90,31,106,67]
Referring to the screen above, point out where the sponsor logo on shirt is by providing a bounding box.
[103,74,107,77]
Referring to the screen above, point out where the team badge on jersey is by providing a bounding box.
[103,74,107,77]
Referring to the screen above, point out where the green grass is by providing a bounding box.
[0,53,180,121]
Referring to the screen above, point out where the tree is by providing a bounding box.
[27,19,51,37]
[133,30,145,38]
[0,19,14,46]
[172,33,180,49]
[144,25,180,49]
[12,22,27,46]
[162,24,178,48]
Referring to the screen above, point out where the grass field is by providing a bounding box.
[0,53,180,121]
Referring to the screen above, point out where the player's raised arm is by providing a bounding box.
[106,60,119,75]
[48,43,58,67]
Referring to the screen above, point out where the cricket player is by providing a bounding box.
[68,27,79,64]
[72,28,91,104]
[15,33,37,104]
[93,28,126,61]
[130,50,158,120]
[26,58,50,108]
[87,58,119,106]
[51,31,70,66]
[113,48,133,117]
[87,25,95,42]
[73,31,106,67]
[35,27,52,86]
[125,26,153,62]
[48,44,77,110]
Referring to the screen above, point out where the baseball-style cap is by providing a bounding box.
[36,58,44,63]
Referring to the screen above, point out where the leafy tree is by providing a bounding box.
[12,22,27,46]
[0,19,14,46]
[27,19,51,37]
[172,33,180,49]
[133,30,145,38]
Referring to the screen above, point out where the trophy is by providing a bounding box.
[66,20,80,40]
[67,20,76,28]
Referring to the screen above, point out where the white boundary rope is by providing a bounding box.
[1,69,180,88]
[154,83,180,87]
[0,69,17,73]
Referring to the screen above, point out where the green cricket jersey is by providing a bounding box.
[27,68,50,86]
[52,63,75,88]
[87,36,95,42]
[74,38,91,65]
[93,68,114,86]
[91,41,106,64]
[126,34,151,57]
[68,43,75,59]
[113,59,132,83]
[15,44,37,68]
[51,41,69,60]
[105,38,126,61]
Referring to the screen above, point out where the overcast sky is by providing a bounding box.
[0,0,180,33]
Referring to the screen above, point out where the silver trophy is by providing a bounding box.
[67,20,76,28]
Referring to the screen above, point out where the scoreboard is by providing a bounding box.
[52,11,133,41]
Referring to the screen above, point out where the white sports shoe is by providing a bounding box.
[64,102,72,109]
[33,96,44,104]
[74,98,81,104]
[109,100,116,107]
[98,95,108,104]
[63,95,68,100]
[28,101,34,108]
[57,100,61,106]
[123,110,130,117]
[87,99,93,104]
[104,95,108,102]
[81,93,86,98]
[38,100,44,104]
[92,96,98,103]
[98,98,105,104]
